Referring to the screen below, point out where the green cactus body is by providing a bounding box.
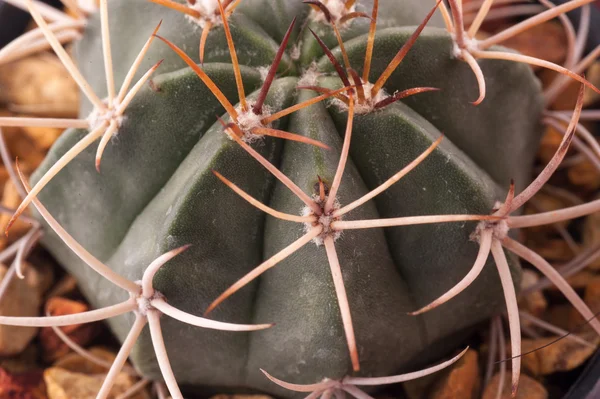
[32,0,544,395]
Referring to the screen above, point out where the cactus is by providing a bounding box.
[1,0,600,397]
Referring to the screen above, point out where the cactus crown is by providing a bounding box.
[0,0,599,398]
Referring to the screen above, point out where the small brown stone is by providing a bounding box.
[544,304,573,331]
[0,367,47,399]
[0,167,9,192]
[500,22,567,68]
[52,348,145,397]
[0,119,47,173]
[527,238,573,262]
[0,264,42,356]
[527,192,571,230]
[543,70,582,111]
[518,270,548,316]
[521,335,598,376]
[521,339,541,377]
[0,54,78,117]
[27,260,55,297]
[543,61,600,110]
[428,349,479,399]
[40,298,99,362]
[44,367,144,399]
[41,324,99,363]
[569,277,600,332]
[44,297,87,334]
[0,345,39,374]
[402,371,439,399]
[54,347,122,375]
[583,204,600,270]
[482,373,547,399]
[568,159,600,191]
[538,125,564,165]
[21,126,63,152]
[45,275,79,300]
[547,270,595,294]
[583,62,600,105]
[522,195,578,262]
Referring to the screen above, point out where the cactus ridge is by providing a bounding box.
[0,0,600,398]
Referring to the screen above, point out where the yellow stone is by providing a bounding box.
[44,367,148,399]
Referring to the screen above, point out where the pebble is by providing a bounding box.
[429,349,480,399]
[0,263,42,356]
[0,54,78,117]
[521,334,598,376]
[44,367,145,399]
[482,373,547,399]
[40,297,99,362]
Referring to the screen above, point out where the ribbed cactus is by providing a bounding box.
[2,0,600,397]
